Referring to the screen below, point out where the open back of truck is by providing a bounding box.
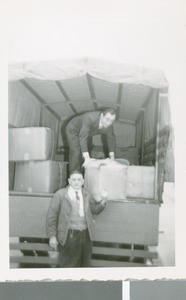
[8,58,174,267]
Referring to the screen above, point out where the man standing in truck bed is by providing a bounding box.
[66,108,116,173]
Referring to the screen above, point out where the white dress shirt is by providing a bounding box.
[68,186,84,217]
[98,113,104,129]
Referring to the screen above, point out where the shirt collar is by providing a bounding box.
[68,186,82,194]
[99,113,104,129]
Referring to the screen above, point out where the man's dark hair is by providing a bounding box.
[69,170,83,177]
[102,107,116,116]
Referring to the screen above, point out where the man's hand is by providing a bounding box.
[82,152,90,168]
[49,236,58,251]
[101,198,107,207]
[100,190,108,207]
[82,157,91,168]
[109,152,115,160]
[82,152,96,168]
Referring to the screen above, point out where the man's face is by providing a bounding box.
[102,112,116,128]
[68,173,84,190]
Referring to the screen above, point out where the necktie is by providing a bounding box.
[75,190,84,217]
[75,191,80,201]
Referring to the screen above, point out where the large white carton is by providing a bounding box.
[84,159,128,201]
[126,166,155,199]
[13,161,67,193]
[9,127,56,161]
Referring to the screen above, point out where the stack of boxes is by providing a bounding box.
[85,159,155,201]
[9,126,155,199]
[9,127,67,193]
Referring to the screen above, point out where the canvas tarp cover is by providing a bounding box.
[8,58,168,89]
[8,58,169,148]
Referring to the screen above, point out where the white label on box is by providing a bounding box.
[24,128,30,135]
[24,153,30,160]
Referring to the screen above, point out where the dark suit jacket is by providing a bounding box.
[66,111,116,153]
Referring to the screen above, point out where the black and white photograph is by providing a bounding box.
[8,58,175,269]
[0,0,186,281]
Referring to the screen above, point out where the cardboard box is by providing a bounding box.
[84,159,128,201]
[13,161,67,193]
[9,127,56,161]
[126,166,155,199]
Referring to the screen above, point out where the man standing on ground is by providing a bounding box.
[66,108,116,172]
[46,170,107,268]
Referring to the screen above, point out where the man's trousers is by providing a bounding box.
[58,228,92,268]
